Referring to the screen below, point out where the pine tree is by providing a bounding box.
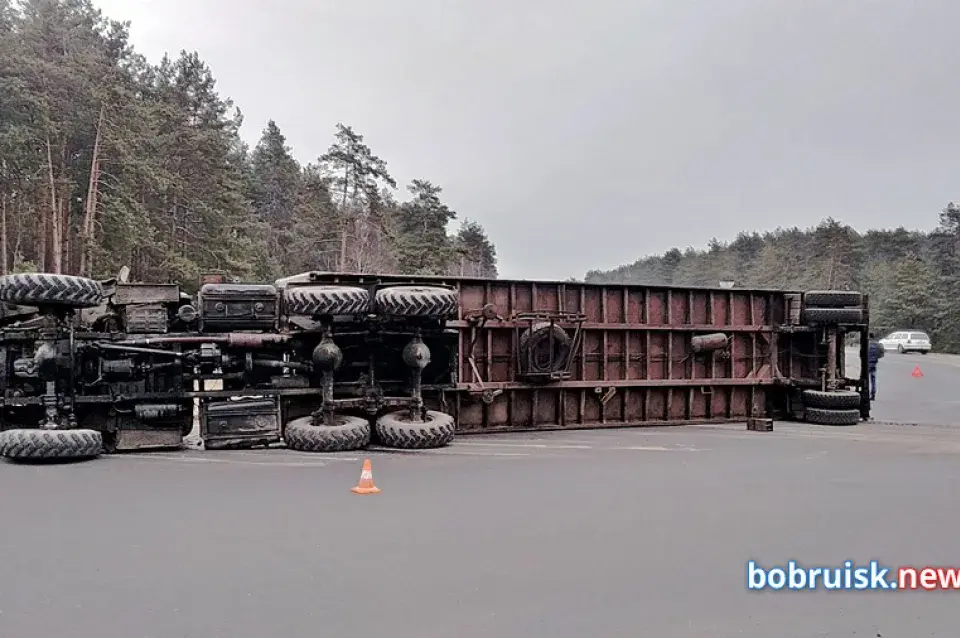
[286,163,340,273]
[318,123,396,272]
[394,179,457,275]
[453,219,497,278]
[884,256,938,333]
[248,120,301,278]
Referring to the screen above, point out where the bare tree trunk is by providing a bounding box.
[62,192,71,274]
[45,136,61,273]
[80,104,105,276]
[825,249,838,289]
[14,191,24,271]
[337,169,350,271]
[0,192,7,275]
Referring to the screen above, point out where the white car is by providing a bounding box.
[879,330,931,354]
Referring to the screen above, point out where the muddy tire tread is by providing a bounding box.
[283,285,370,316]
[802,390,862,410]
[283,415,370,452]
[0,273,104,308]
[800,307,864,325]
[805,407,861,426]
[375,286,459,318]
[0,428,103,460]
[803,290,863,308]
[374,410,456,449]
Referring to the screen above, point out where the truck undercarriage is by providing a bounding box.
[0,271,871,462]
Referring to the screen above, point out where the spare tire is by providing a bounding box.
[0,273,104,309]
[375,285,459,318]
[519,322,572,374]
[283,285,371,316]
[0,428,103,461]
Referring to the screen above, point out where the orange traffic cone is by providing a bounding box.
[350,458,381,495]
[912,365,924,378]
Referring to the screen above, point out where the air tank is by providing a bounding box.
[691,333,729,353]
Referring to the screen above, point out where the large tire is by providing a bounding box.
[803,290,863,308]
[804,407,860,426]
[283,285,370,317]
[800,307,864,325]
[802,390,861,410]
[0,428,103,461]
[283,414,370,452]
[0,273,104,308]
[374,409,455,449]
[374,285,459,318]
[519,322,572,374]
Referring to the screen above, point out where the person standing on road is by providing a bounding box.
[867,332,885,400]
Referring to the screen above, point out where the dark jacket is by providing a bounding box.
[867,339,885,369]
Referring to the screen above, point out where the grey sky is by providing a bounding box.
[93,0,959,281]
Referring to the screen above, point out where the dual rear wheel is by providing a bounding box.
[801,389,862,426]
[282,282,459,318]
[283,409,456,453]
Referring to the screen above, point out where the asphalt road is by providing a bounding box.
[1,353,958,638]
[845,345,955,426]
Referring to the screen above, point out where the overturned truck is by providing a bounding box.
[0,271,871,461]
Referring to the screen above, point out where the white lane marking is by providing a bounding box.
[619,445,704,452]
[116,453,358,466]
[455,440,705,452]
[253,451,360,461]
[115,457,331,467]
[454,441,593,450]
[371,448,533,457]
[429,451,532,457]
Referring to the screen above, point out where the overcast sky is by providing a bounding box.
[92,0,959,281]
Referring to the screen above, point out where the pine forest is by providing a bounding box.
[0,0,498,293]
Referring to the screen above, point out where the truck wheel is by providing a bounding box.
[804,407,860,426]
[283,285,371,316]
[374,409,455,449]
[374,285,459,318]
[519,322,572,374]
[800,307,864,325]
[802,390,861,410]
[803,290,863,308]
[283,415,371,452]
[0,273,104,309]
[0,428,103,461]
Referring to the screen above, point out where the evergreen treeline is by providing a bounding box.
[0,0,497,292]
[586,211,960,352]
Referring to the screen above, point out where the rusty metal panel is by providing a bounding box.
[303,272,800,433]
[114,284,181,305]
[449,278,791,432]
